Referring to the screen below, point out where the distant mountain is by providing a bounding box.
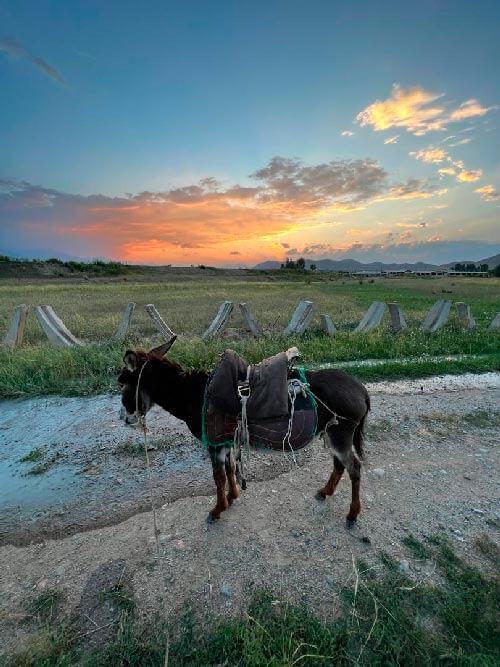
[441,253,500,269]
[254,254,500,272]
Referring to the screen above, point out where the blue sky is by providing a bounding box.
[1,0,499,265]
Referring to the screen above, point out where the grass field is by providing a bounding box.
[6,534,499,666]
[1,273,499,397]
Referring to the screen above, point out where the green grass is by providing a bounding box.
[99,583,136,614]
[19,447,47,463]
[0,275,499,397]
[24,459,57,476]
[5,536,499,666]
[24,590,65,624]
[1,342,499,399]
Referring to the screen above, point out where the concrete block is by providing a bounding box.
[203,301,234,339]
[388,302,407,332]
[319,313,337,336]
[2,304,29,348]
[354,301,386,333]
[283,300,314,336]
[238,302,262,338]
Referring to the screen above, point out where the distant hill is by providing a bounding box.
[441,253,500,270]
[254,254,500,272]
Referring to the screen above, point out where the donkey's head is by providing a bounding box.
[118,337,177,424]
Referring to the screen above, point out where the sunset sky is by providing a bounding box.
[1,1,499,266]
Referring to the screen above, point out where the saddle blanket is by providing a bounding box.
[202,349,317,450]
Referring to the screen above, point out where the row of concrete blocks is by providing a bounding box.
[2,299,500,349]
[207,299,500,338]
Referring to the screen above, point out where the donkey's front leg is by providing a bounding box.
[208,447,229,522]
[225,449,240,506]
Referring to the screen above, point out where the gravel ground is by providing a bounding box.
[0,373,499,656]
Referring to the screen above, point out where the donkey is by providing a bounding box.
[118,339,371,527]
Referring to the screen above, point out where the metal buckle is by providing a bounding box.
[237,382,251,399]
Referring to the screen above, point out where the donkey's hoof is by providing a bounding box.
[316,489,327,500]
[346,518,357,530]
[207,513,219,524]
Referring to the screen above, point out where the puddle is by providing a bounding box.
[0,395,208,544]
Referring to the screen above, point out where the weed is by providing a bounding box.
[366,418,392,440]
[19,447,46,463]
[462,409,500,428]
[25,590,64,624]
[23,455,58,476]
[114,438,173,458]
[99,584,135,614]
[475,534,500,565]
[402,534,432,560]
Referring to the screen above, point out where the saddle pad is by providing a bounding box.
[202,368,317,451]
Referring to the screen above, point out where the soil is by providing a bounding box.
[0,373,499,656]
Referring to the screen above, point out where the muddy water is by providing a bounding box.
[1,372,499,545]
[0,395,211,545]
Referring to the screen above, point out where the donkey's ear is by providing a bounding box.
[148,335,177,357]
[123,350,138,372]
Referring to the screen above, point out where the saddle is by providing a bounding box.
[202,348,317,451]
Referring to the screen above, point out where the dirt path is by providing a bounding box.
[0,374,499,655]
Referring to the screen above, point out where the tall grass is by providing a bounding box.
[0,276,498,397]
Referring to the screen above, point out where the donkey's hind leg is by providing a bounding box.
[317,423,362,528]
[208,447,229,522]
[225,449,240,506]
[345,452,361,529]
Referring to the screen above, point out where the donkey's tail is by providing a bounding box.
[353,394,370,461]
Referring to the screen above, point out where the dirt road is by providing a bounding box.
[0,373,498,655]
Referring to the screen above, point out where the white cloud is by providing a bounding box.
[356,84,496,136]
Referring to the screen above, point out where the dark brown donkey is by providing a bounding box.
[118,339,370,527]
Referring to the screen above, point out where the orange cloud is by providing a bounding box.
[438,167,456,176]
[475,184,500,202]
[356,84,496,136]
[448,99,495,121]
[374,184,448,203]
[456,169,482,182]
[411,147,448,163]
[0,159,454,265]
[384,135,399,144]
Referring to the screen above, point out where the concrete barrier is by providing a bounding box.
[489,312,500,331]
[319,313,337,336]
[34,305,83,347]
[203,301,234,339]
[421,300,451,332]
[283,300,314,336]
[114,302,136,341]
[145,304,176,339]
[239,302,262,338]
[388,302,407,332]
[2,304,29,349]
[456,302,476,330]
[354,301,386,333]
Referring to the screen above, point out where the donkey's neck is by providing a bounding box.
[146,362,208,440]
